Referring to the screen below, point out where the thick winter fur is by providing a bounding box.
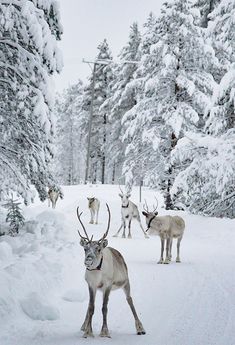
[142,211,185,264]
[114,193,148,239]
[80,239,145,338]
[87,197,100,224]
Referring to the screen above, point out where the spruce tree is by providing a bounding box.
[103,23,141,183]
[5,196,25,235]
[83,39,113,183]
[0,0,62,202]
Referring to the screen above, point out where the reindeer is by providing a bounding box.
[48,186,63,209]
[87,197,100,224]
[77,204,146,338]
[113,185,148,239]
[142,200,185,264]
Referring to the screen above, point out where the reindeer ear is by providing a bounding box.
[154,212,158,216]
[142,211,148,216]
[80,238,87,247]
[127,193,131,198]
[119,193,123,198]
[101,239,108,248]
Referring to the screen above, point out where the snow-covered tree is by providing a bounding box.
[83,39,113,184]
[4,196,25,235]
[193,0,220,28]
[205,0,235,134]
[122,0,214,208]
[0,0,63,202]
[103,23,141,184]
[171,129,235,218]
[54,80,87,184]
[171,0,235,217]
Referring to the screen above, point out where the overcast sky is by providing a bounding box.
[54,0,165,92]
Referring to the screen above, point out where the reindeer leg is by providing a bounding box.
[158,238,164,264]
[176,236,182,263]
[122,219,127,238]
[164,238,171,264]
[89,209,94,224]
[81,286,96,338]
[113,222,123,237]
[48,198,50,207]
[95,207,99,224]
[100,287,112,338]
[123,281,145,335]
[127,218,132,238]
[137,216,149,239]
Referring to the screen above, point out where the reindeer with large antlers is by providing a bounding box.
[142,199,185,264]
[113,185,148,239]
[77,203,146,338]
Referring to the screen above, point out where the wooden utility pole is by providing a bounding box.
[84,62,96,183]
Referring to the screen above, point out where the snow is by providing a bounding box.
[1,184,235,345]
[20,293,60,321]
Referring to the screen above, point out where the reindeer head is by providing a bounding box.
[87,197,95,208]
[77,204,111,270]
[119,184,131,207]
[142,199,159,223]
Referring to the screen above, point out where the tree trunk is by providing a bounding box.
[165,132,177,210]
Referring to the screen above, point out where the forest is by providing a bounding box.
[54,0,235,218]
[0,0,234,217]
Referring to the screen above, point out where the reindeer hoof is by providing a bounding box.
[128,235,132,239]
[157,260,164,264]
[176,258,181,263]
[137,331,146,335]
[100,329,111,338]
[83,332,94,338]
[113,234,118,237]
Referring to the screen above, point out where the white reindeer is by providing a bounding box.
[142,200,185,264]
[77,204,146,338]
[48,187,63,209]
[113,185,148,239]
[87,197,100,224]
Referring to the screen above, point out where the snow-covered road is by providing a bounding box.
[1,184,235,345]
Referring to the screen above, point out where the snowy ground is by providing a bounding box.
[0,184,235,345]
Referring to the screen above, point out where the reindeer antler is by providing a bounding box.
[119,183,124,195]
[98,203,111,243]
[76,207,90,241]
[152,197,159,212]
[143,199,149,212]
[143,197,158,213]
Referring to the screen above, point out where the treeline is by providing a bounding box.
[55,0,235,218]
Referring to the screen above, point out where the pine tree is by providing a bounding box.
[0,0,63,202]
[83,39,113,183]
[122,0,214,208]
[205,0,235,134]
[103,23,141,183]
[4,196,25,235]
[54,80,87,184]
